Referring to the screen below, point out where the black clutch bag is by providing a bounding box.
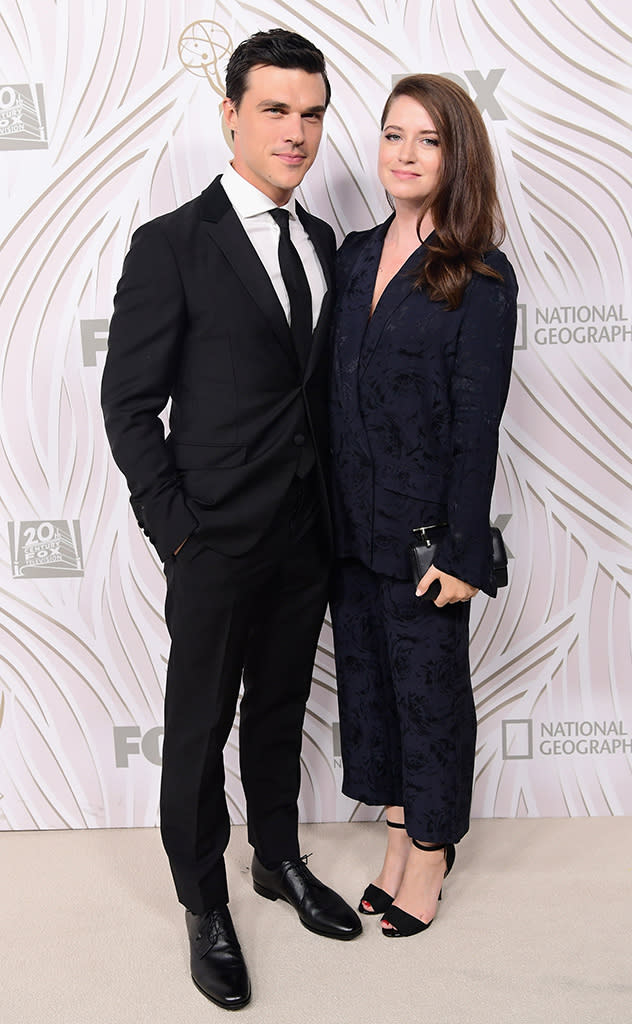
[408,523,508,601]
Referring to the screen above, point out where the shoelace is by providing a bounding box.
[197,908,220,945]
[292,852,325,889]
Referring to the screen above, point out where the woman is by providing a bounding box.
[329,74,518,938]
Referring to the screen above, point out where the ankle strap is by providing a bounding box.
[412,839,446,852]
[386,820,407,829]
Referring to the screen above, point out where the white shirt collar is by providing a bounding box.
[221,163,298,220]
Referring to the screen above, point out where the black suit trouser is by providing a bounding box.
[159,475,329,914]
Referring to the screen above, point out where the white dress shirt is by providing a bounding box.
[220,163,327,331]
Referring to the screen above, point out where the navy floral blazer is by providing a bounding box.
[329,216,518,596]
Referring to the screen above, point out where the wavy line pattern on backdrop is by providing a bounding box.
[0,0,630,829]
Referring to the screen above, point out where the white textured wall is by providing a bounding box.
[1,0,631,830]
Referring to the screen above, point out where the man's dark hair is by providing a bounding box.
[225,28,331,109]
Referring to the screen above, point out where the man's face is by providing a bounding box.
[223,64,327,205]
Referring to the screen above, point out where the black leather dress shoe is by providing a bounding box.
[185,906,251,1010]
[251,854,362,940]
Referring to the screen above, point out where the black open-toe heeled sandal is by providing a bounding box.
[358,820,407,915]
[380,840,456,937]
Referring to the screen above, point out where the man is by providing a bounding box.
[101,28,360,1011]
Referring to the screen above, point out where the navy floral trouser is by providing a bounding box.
[330,558,477,844]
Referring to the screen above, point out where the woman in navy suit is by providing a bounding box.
[329,74,518,937]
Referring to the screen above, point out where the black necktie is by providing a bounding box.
[269,207,312,361]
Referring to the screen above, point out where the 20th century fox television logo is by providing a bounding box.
[9,520,84,578]
[0,84,48,149]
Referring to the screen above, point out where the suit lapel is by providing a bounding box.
[358,236,423,379]
[334,217,390,381]
[332,221,390,460]
[333,217,428,457]
[297,203,334,296]
[200,177,297,366]
[296,202,334,378]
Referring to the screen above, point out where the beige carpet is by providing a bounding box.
[1,818,630,1024]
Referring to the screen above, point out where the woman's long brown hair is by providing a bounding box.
[381,74,506,309]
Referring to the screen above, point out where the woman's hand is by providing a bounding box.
[416,565,478,606]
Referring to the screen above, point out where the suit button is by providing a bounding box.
[293,433,305,446]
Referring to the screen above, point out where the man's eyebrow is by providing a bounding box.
[256,99,326,114]
[256,98,290,110]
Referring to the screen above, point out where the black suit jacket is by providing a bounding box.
[101,175,336,562]
[330,217,518,595]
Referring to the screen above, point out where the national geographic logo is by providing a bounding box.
[532,304,630,347]
[514,305,527,351]
[393,70,507,120]
[9,520,84,578]
[502,719,631,759]
[0,84,48,149]
[114,726,164,767]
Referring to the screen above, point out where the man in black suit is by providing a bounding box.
[101,28,360,1010]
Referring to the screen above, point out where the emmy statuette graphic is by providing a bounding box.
[179,20,234,150]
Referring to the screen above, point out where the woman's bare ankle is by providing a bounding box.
[372,810,410,895]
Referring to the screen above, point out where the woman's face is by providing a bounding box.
[378,94,442,207]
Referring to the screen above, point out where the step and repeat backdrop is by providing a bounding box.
[1,1,631,830]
